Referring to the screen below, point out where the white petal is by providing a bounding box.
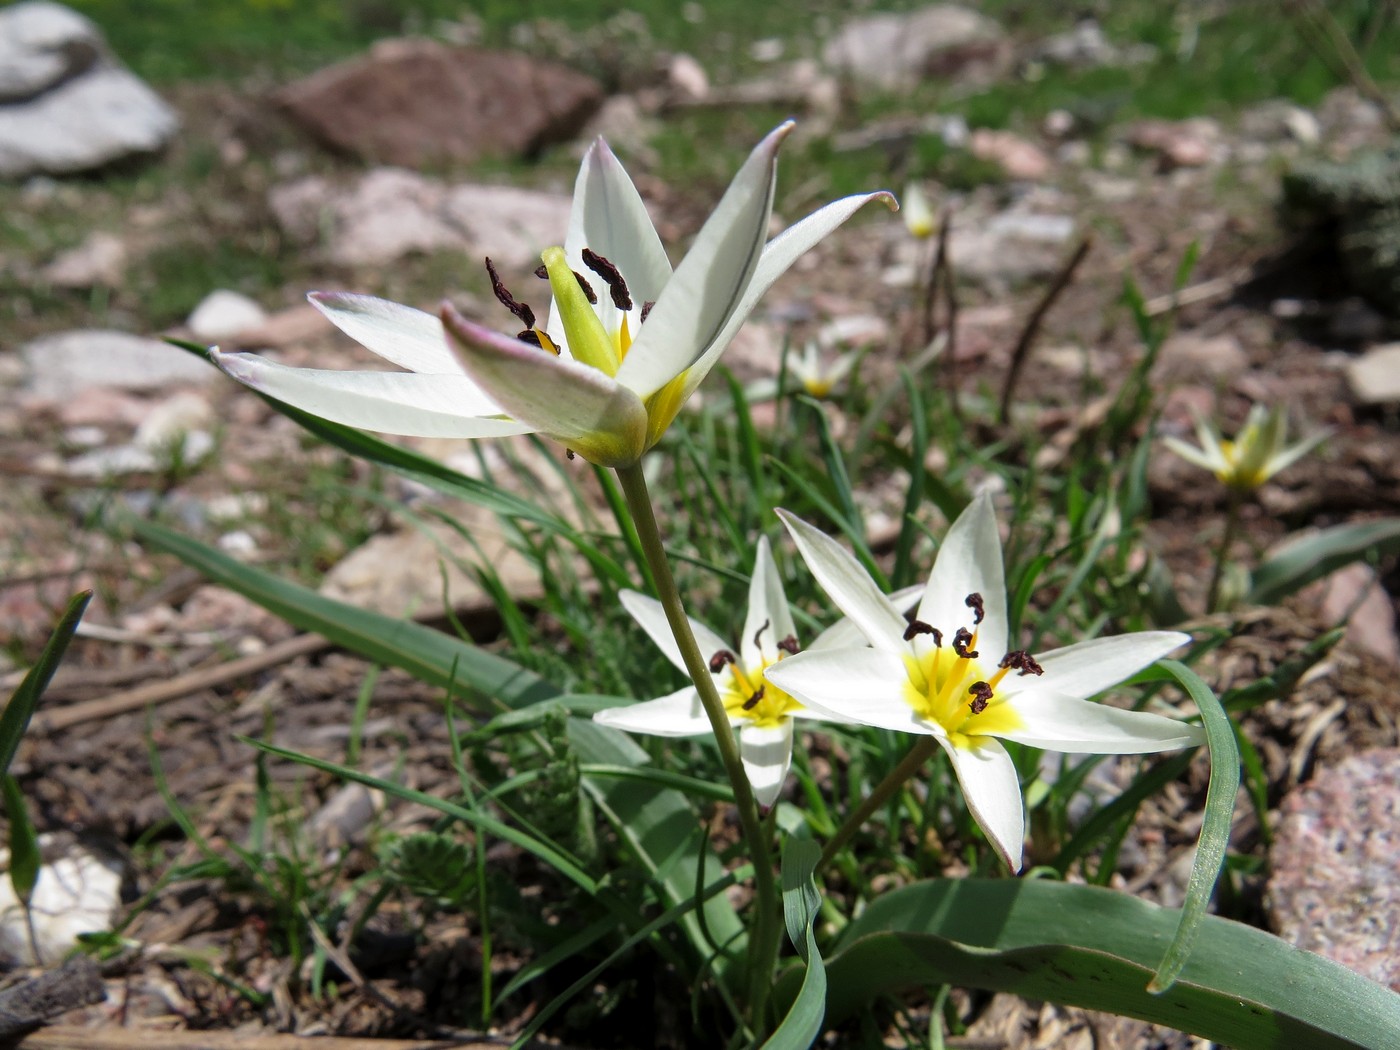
[213,351,534,438]
[936,734,1025,871]
[763,648,925,732]
[996,691,1205,753]
[777,510,908,653]
[309,292,467,376]
[567,138,672,306]
[442,304,649,467]
[592,686,710,737]
[1029,631,1188,700]
[1265,430,1329,478]
[1162,435,1223,473]
[616,122,793,399]
[742,536,796,666]
[739,720,794,809]
[917,492,1007,661]
[619,590,731,677]
[809,583,922,651]
[677,190,896,405]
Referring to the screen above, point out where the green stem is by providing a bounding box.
[614,462,781,1039]
[817,737,940,874]
[1205,488,1243,614]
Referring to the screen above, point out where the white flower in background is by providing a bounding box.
[765,494,1204,870]
[1163,404,1327,492]
[593,538,874,808]
[902,179,936,240]
[213,123,893,467]
[788,341,862,399]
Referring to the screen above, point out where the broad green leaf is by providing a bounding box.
[1153,660,1238,991]
[764,837,826,1050]
[820,878,1400,1048]
[137,519,744,979]
[570,719,745,978]
[2,774,38,904]
[1,590,91,775]
[1248,519,1400,605]
[132,518,557,707]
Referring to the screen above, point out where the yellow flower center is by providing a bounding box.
[900,599,1030,748]
[718,652,803,730]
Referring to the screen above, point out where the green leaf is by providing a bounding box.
[243,736,598,892]
[141,516,745,979]
[2,774,39,904]
[131,517,557,707]
[764,837,826,1049]
[1248,519,1400,606]
[1153,660,1239,992]
[1,590,91,775]
[822,878,1400,1048]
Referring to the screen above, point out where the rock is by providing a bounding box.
[221,302,333,350]
[968,129,1052,181]
[1153,332,1249,382]
[579,95,657,160]
[1267,748,1400,991]
[54,385,148,427]
[320,503,540,618]
[948,208,1076,286]
[40,230,126,288]
[187,289,267,343]
[278,39,604,167]
[270,167,573,271]
[134,390,214,450]
[822,5,1009,91]
[666,52,709,102]
[1126,118,1223,169]
[0,835,122,967]
[21,329,212,399]
[0,1,101,101]
[1345,343,1400,403]
[1313,563,1400,666]
[1239,99,1321,146]
[0,2,178,178]
[1028,18,1155,70]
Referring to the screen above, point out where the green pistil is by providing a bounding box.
[540,246,618,376]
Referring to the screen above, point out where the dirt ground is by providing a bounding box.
[4,78,1400,1048]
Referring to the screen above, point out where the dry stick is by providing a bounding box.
[30,632,329,733]
[997,235,1094,426]
[920,205,960,417]
[0,957,106,1042]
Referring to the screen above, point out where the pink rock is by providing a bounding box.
[1127,118,1221,169]
[1267,748,1400,992]
[54,386,148,427]
[1315,563,1400,667]
[969,129,1052,181]
[278,40,604,167]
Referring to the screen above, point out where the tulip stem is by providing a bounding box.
[615,462,781,1037]
[817,736,940,874]
[1205,488,1243,614]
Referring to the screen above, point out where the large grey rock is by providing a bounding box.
[21,329,212,399]
[278,39,603,167]
[822,5,1009,91]
[270,167,573,270]
[0,2,178,178]
[0,1,101,101]
[1267,748,1400,991]
[1345,342,1400,404]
